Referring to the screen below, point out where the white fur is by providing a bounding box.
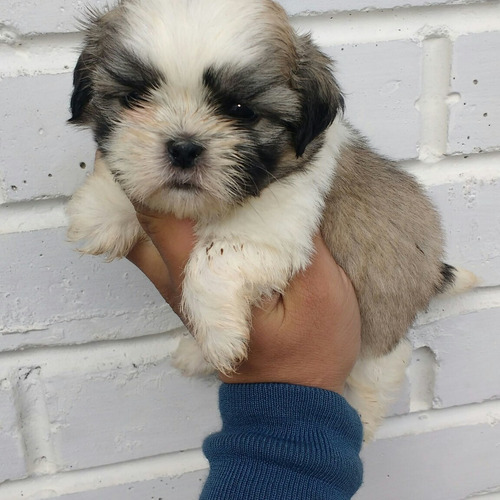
[172,335,214,376]
[121,0,271,83]
[345,339,413,442]
[446,267,479,294]
[67,161,144,259]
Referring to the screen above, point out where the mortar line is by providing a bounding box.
[415,286,500,327]
[376,398,500,440]
[292,0,492,16]
[408,346,437,413]
[417,37,453,163]
[11,367,60,477]
[292,3,500,45]
[0,448,208,500]
[0,329,184,379]
[0,32,83,79]
[467,487,500,499]
[0,197,69,235]
[402,151,500,186]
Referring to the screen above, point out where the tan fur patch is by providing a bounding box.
[321,135,445,356]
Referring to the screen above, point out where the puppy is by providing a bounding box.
[67,0,475,440]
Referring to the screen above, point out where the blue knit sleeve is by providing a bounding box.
[200,383,363,500]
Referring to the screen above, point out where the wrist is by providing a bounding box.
[219,362,348,393]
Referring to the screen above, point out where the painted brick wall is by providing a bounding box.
[1,1,499,498]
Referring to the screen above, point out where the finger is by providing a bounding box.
[127,239,171,299]
[282,234,341,309]
[135,210,196,292]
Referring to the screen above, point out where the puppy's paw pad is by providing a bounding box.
[172,336,215,377]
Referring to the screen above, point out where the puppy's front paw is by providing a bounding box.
[179,239,262,375]
[171,335,215,377]
[67,167,144,260]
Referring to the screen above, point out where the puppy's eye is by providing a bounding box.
[120,90,145,108]
[226,103,257,121]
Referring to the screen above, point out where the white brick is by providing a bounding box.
[0,73,94,203]
[385,299,500,416]
[448,32,500,155]
[357,421,500,499]
[0,228,181,352]
[429,176,500,286]
[0,1,498,498]
[43,360,219,470]
[0,379,27,482]
[53,471,207,500]
[324,40,421,160]
[0,1,108,35]
[411,305,500,408]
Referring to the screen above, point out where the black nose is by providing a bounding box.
[167,140,204,169]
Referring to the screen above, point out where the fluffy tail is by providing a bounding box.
[439,263,479,295]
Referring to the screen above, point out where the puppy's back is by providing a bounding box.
[321,128,445,357]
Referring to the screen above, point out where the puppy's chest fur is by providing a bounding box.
[193,120,345,279]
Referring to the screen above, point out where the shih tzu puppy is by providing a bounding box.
[67,0,475,440]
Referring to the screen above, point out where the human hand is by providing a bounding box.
[128,210,361,394]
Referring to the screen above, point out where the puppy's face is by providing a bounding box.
[71,0,343,218]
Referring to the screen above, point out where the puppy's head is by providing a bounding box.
[70,0,343,218]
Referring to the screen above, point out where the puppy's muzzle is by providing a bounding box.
[167,139,205,169]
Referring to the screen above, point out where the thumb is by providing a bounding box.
[135,209,196,292]
[282,235,339,309]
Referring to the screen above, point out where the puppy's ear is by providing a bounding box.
[69,50,95,125]
[68,7,107,125]
[292,34,344,157]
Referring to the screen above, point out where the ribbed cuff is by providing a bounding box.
[200,383,363,500]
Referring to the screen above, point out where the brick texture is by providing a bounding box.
[326,40,422,160]
[0,381,26,482]
[0,73,93,203]
[0,1,499,499]
[448,31,500,155]
[282,0,465,15]
[56,472,207,500]
[358,420,500,499]
[44,361,219,471]
[0,228,181,352]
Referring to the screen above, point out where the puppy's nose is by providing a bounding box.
[167,140,204,169]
